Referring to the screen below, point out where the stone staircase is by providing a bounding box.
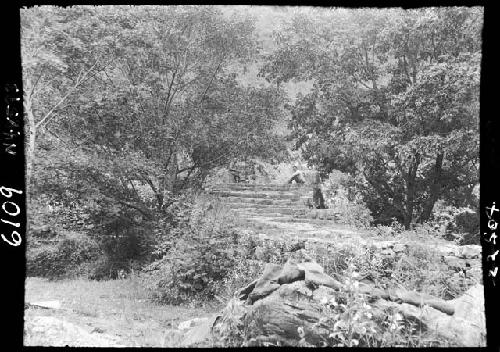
[206,183,364,241]
[209,183,309,216]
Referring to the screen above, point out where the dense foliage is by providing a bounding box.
[23,6,287,208]
[27,230,101,278]
[22,6,289,277]
[143,196,240,304]
[260,7,482,228]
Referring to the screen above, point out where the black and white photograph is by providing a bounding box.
[16,5,487,347]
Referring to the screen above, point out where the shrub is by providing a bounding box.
[26,231,101,279]
[88,207,157,279]
[307,244,356,277]
[373,220,405,239]
[451,210,479,245]
[215,233,310,302]
[87,256,125,280]
[429,200,479,244]
[143,195,241,305]
[321,170,373,228]
[218,259,265,302]
[29,224,58,239]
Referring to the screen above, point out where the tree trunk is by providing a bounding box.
[164,148,178,192]
[24,93,36,187]
[167,149,178,192]
[419,152,444,223]
[154,185,164,210]
[403,153,421,229]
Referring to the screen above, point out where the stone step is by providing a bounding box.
[235,214,292,221]
[209,187,312,196]
[209,190,304,200]
[287,216,341,224]
[233,208,342,218]
[231,207,308,216]
[211,183,304,192]
[236,214,341,226]
[221,197,305,206]
[227,204,306,212]
[209,185,313,194]
[293,212,342,221]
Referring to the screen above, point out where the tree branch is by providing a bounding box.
[36,59,100,130]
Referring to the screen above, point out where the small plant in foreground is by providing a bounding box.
[314,263,379,347]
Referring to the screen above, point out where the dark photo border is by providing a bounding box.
[1,1,497,350]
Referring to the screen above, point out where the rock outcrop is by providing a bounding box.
[24,316,125,347]
[212,257,486,347]
[176,316,218,347]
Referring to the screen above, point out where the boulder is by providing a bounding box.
[381,248,395,257]
[387,288,455,315]
[247,283,280,304]
[372,240,395,250]
[437,244,459,256]
[178,317,210,330]
[277,259,305,284]
[387,284,485,346]
[298,261,343,290]
[246,261,307,304]
[179,316,218,346]
[237,279,258,301]
[449,284,485,345]
[458,245,481,259]
[393,243,406,253]
[443,255,463,269]
[24,316,124,347]
[466,267,483,282]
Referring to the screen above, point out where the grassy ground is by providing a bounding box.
[24,275,220,347]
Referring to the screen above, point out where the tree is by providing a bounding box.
[261,7,482,228]
[21,6,122,185]
[22,6,290,277]
[22,5,287,219]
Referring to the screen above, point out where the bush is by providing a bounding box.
[143,195,241,305]
[307,244,356,277]
[88,207,158,279]
[29,224,58,239]
[373,220,405,238]
[218,259,265,302]
[451,210,479,245]
[27,231,101,279]
[321,170,373,228]
[429,200,479,244]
